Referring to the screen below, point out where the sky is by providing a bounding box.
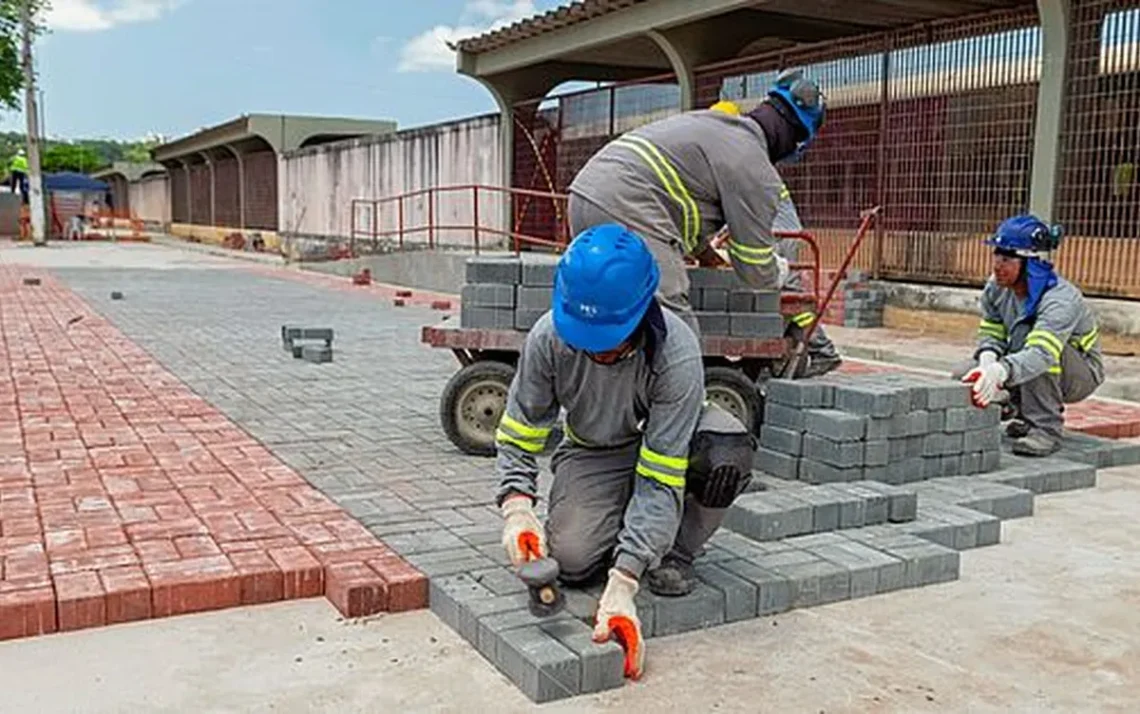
[2,0,567,142]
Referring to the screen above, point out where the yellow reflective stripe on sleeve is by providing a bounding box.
[1027,329,1064,361]
[621,135,701,246]
[726,239,775,266]
[499,414,551,441]
[779,184,791,201]
[495,430,546,454]
[978,319,1007,339]
[635,463,686,489]
[1078,327,1100,351]
[791,311,815,328]
[1048,365,1062,375]
[637,445,688,489]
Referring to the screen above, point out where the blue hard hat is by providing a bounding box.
[985,214,1064,257]
[552,223,660,353]
[768,69,826,149]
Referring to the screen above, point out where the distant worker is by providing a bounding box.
[956,214,1104,457]
[496,224,755,680]
[566,69,826,337]
[9,149,28,203]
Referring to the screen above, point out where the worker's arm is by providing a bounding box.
[612,351,705,579]
[1000,292,1081,386]
[495,324,560,506]
[975,280,1010,360]
[716,164,783,290]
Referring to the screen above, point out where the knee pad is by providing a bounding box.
[686,403,756,508]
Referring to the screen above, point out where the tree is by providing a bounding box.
[0,1,50,111]
[41,142,104,173]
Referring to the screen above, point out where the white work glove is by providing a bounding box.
[977,350,998,368]
[592,568,644,680]
[775,254,790,289]
[500,495,545,567]
[961,359,1008,408]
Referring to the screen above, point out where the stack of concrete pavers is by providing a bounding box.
[844,286,887,328]
[461,255,559,331]
[687,266,785,338]
[756,373,1004,485]
[281,325,333,363]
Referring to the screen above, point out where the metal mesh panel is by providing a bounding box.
[1055,1,1140,296]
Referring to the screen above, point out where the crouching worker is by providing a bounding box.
[955,214,1104,457]
[495,223,755,680]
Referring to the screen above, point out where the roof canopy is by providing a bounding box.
[45,172,109,192]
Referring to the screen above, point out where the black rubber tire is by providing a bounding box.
[440,360,516,456]
[704,365,764,437]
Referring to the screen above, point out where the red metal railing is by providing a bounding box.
[350,184,571,256]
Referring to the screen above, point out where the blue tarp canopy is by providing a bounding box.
[43,171,109,192]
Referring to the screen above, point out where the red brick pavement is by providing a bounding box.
[0,268,427,642]
[835,361,1140,438]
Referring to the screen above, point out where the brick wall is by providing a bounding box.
[214,156,240,228]
[243,151,278,231]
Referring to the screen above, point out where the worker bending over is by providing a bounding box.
[957,214,1104,457]
[566,69,826,336]
[496,224,755,679]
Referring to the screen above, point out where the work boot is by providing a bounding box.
[802,354,842,379]
[1005,420,1031,439]
[1011,430,1061,457]
[645,554,695,597]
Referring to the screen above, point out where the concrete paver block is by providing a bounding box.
[944,407,973,433]
[521,260,557,287]
[723,492,813,541]
[760,424,803,456]
[766,379,834,409]
[688,267,737,289]
[461,306,516,330]
[804,409,867,442]
[301,345,332,363]
[834,384,907,418]
[466,256,521,285]
[695,312,730,335]
[803,434,864,469]
[864,440,890,467]
[429,574,493,632]
[754,446,800,480]
[649,583,726,637]
[765,402,805,431]
[496,625,581,703]
[770,559,852,608]
[516,286,553,311]
[964,427,1001,452]
[798,458,862,485]
[461,283,516,309]
[729,313,784,337]
[925,382,972,410]
[718,559,793,616]
[539,619,625,695]
[693,562,759,623]
[701,288,729,312]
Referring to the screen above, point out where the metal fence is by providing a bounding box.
[509,1,1140,298]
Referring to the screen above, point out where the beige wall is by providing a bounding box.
[129,174,171,225]
[280,113,506,249]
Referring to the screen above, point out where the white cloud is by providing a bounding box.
[45,0,184,33]
[397,0,538,73]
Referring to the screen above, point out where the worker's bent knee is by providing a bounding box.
[687,423,756,509]
[547,535,614,586]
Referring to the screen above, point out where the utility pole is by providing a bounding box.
[21,0,46,246]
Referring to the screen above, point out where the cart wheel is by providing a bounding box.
[704,365,763,436]
[440,360,516,456]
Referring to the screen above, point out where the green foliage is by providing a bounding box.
[0,0,51,111]
[0,131,159,175]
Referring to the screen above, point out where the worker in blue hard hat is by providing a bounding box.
[495,223,756,681]
[567,69,827,340]
[954,214,1105,457]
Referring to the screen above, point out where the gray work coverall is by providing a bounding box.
[953,276,1104,440]
[495,310,748,583]
[568,109,786,335]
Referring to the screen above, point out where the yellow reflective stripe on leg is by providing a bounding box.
[637,445,687,489]
[1047,365,1062,375]
[726,240,775,266]
[621,135,701,246]
[1079,327,1100,351]
[791,311,815,328]
[1026,330,1063,361]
